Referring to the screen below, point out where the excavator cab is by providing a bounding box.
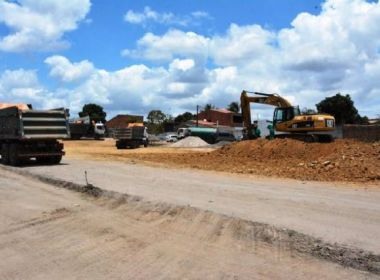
[273,106,301,126]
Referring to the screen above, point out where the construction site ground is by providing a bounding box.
[1,168,376,279]
[1,138,380,279]
[65,138,380,183]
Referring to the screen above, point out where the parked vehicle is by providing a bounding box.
[166,134,178,142]
[177,126,236,144]
[177,128,190,139]
[69,116,105,140]
[113,123,149,149]
[0,103,70,166]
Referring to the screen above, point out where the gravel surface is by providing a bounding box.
[0,168,377,279]
[18,157,380,255]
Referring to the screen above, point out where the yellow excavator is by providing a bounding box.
[240,90,335,142]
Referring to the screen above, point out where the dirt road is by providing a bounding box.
[0,169,376,279]
[19,157,380,256]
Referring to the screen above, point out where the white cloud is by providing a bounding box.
[124,6,210,27]
[120,0,380,117]
[169,59,195,72]
[0,68,66,109]
[0,0,91,52]
[2,0,380,118]
[210,24,276,66]
[45,55,95,83]
[122,29,209,61]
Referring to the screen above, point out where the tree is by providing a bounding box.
[204,104,215,111]
[227,101,240,113]
[79,103,106,123]
[174,112,194,123]
[147,110,166,124]
[316,93,362,124]
[301,107,317,115]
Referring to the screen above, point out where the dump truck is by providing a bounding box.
[0,103,70,166]
[112,123,148,149]
[69,115,105,140]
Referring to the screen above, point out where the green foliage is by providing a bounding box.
[204,104,215,111]
[227,101,240,113]
[174,112,194,123]
[79,103,106,123]
[316,93,366,124]
[147,110,166,124]
[147,110,174,134]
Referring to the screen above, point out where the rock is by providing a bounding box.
[322,161,331,166]
[298,163,304,167]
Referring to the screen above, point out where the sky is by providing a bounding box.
[0,0,379,120]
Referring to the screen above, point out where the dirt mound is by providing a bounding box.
[170,136,210,148]
[63,139,380,183]
[212,139,380,182]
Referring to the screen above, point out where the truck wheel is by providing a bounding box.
[48,155,62,165]
[9,144,20,166]
[36,157,49,165]
[1,144,10,165]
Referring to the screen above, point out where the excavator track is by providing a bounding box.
[273,133,334,143]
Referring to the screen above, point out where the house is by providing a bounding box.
[197,108,243,127]
[106,114,144,129]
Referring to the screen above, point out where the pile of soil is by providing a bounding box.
[126,139,380,183]
[211,139,380,182]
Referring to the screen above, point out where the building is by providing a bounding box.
[197,108,242,127]
[106,114,144,129]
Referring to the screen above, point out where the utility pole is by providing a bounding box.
[196,105,199,127]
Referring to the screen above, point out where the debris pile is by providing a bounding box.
[209,139,380,182]
[129,139,380,182]
[170,136,210,148]
[64,138,380,183]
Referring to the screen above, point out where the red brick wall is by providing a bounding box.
[198,110,233,126]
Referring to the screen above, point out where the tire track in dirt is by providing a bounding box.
[1,165,380,276]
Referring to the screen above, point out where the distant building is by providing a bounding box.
[106,114,144,129]
[197,108,243,127]
[368,118,380,125]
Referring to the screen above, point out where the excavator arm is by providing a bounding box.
[240,90,292,139]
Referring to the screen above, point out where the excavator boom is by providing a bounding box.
[241,90,293,139]
[241,91,292,107]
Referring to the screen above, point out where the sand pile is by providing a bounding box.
[170,136,210,148]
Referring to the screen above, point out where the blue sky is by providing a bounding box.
[0,0,379,119]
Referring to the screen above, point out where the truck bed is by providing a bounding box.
[0,107,70,140]
[112,127,145,140]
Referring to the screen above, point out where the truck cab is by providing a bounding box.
[94,122,105,139]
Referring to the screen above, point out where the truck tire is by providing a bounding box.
[9,143,20,166]
[116,141,127,149]
[1,144,10,165]
[48,155,62,165]
[36,157,49,165]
